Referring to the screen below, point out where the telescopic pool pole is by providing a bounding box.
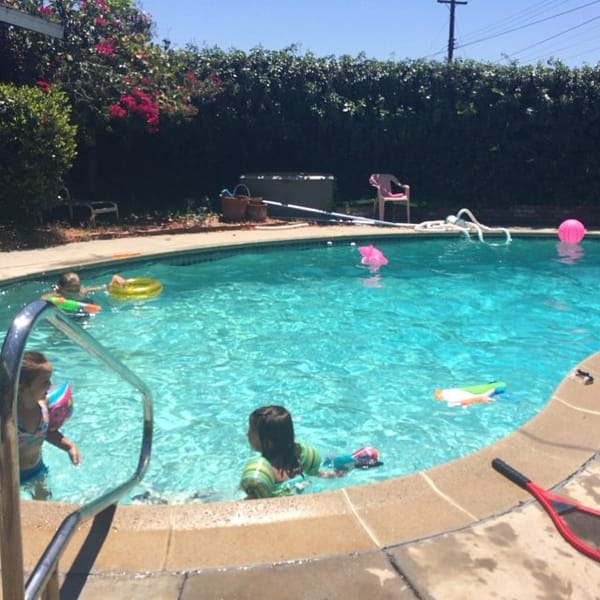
[261,199,414,228]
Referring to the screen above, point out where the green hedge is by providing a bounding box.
[0,83,77,220]
[68,49,600,216]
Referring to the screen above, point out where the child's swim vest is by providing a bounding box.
[240,441,321,498]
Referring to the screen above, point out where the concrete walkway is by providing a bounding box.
[2,224,600,599]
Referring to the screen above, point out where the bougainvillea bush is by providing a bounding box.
[0,0,220,214]
[0,0,219,133]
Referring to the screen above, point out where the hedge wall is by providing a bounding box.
[71,48,600,218]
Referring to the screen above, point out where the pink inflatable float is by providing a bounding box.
[358,245,388,272]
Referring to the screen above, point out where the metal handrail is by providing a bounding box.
[0,300,153,600]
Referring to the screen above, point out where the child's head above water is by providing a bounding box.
[248,405,294,452]
[247,405,300,475]
[19,350,52,391]
[55,272,82,297]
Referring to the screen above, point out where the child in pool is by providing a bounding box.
[44,271,127,301]
[18,350,80,499]
[241,405,343,499]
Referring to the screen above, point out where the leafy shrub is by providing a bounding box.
[0,82,77,220]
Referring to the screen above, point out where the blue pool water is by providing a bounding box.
[2,236,597,504]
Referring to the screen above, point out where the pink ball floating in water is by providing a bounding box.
[558,219,585,244]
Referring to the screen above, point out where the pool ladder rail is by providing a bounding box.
[0,299,153,600]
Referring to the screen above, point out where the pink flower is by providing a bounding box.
[95,43,114,56]
[132,88,151,104]
[108,103,126,118]
[36,80,51,93]
[120,94,137,110]
[95,37,115,56]
[208,73,222,87]
[112,89,161,132]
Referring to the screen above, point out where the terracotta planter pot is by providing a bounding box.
[247,198,267,222]
[221,195,249,222]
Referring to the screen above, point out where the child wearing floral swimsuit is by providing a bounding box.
[18,351,80,492]
[18,401,50,483]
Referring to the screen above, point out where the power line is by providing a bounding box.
[457,0,570,45]
[516,19,600,63]
[427,0,600,64]
[456,0,600,51]
[504,13,600,62]
[560,43,600,63]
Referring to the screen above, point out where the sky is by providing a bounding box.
[137,0,600,67]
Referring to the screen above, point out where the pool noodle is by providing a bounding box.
[48,296,101,313]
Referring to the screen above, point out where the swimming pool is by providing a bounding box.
[2,236,597,504]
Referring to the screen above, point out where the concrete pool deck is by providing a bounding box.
[2,224,600,599]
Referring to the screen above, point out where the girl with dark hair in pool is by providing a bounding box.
[241,405,342,499]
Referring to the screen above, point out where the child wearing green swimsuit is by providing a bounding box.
[241,405,342,499]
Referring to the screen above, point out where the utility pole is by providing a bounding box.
[437,0,467,63]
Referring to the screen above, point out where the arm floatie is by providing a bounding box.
[47,296,101,314]
[240,457,276,498]
[323,446,383,470]
[297,441,322,475]
[47,382,74,430]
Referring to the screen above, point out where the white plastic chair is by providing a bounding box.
[58,187,119,226]
[369,173,411,223]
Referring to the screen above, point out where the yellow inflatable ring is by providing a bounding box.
[108,277,163,300]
